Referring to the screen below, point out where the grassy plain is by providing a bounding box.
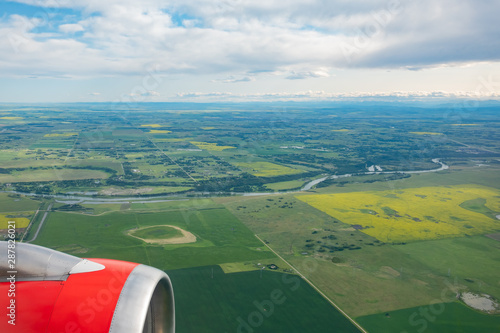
[393,235,500,301]
[357,302,500,333]
[296,185,500,242]
[0,193,41,212]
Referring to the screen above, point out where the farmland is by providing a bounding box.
[1,102,499,332]
[169,266,360,333]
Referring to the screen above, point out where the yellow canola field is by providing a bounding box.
[234,161,303,177]
[190,141,236,151]
[44,132,78,137]
[297,186,500,242]
[149,130,171,134]
[0,214,30,229]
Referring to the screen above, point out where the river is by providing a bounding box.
[1,159,449,204]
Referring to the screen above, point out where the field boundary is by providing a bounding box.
[254,234,368,333]
[127,224,197,244]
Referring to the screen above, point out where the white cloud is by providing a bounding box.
[211,75,255,83]
[59,23,85,33]
[286,69,330,80]
[175,90,500,102]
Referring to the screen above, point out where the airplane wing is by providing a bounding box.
[0,241,175,332]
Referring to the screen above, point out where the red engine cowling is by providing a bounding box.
[0,242,175,333]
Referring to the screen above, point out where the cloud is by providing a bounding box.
[1,0,499,79]
[59,24,85,33]
[286,69,330,80]
[175,90,500,101]
[211,75,255,83]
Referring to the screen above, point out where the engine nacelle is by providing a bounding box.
[0,242,175,332]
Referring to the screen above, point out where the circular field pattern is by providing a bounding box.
[128,225,197,244]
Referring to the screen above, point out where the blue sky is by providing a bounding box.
[1,0,499,103]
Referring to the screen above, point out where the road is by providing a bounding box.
[254,234,368,333]
[25,203,53,243]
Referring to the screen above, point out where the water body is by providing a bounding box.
[300,158,448,191]
[2,159,449,204]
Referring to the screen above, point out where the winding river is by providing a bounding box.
[2,159,449,204]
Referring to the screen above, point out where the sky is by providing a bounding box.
[0,0,499,103]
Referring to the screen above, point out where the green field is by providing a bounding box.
[357,302,500,333]
[265,179,305,191]
[0,193,41,212]
[33,207,276,270]
[169,265,362,333]
[0,168,110,183]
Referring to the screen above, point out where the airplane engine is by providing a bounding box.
[0,242,175,333]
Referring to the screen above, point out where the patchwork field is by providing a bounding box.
[296,185,500,242]
[221,189,500,323]
[2,105,499,332]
